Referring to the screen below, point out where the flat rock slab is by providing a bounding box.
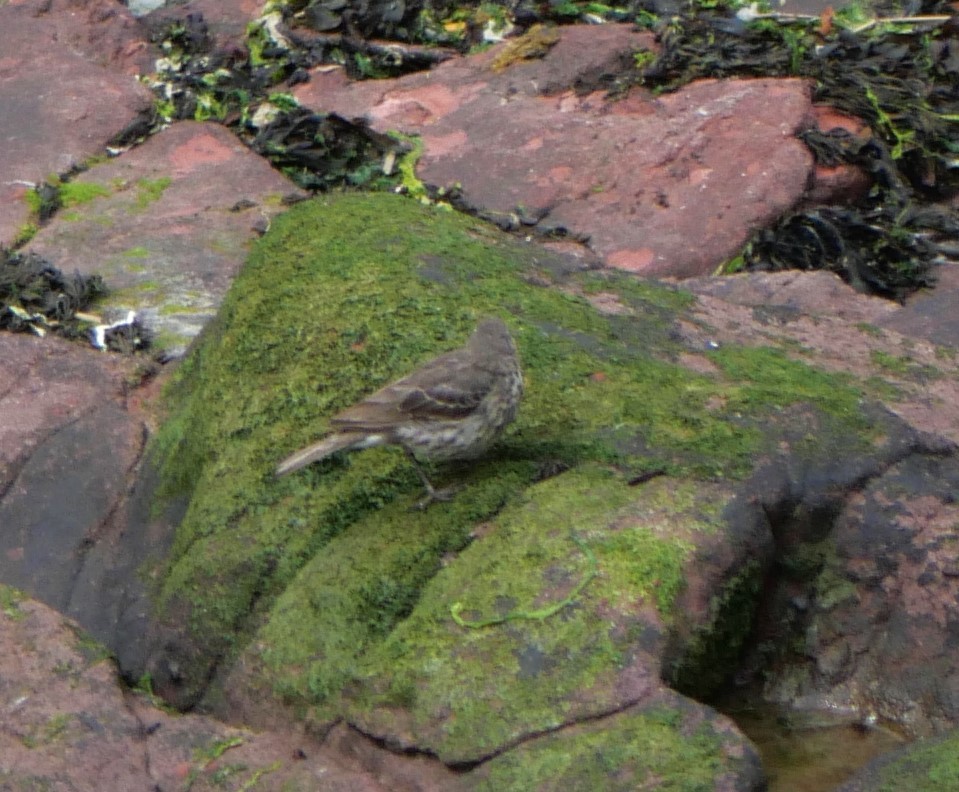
[0,333,144,612]
[763,453,959,726]
[0,333,140,491]
[688,258,959,353]
[6,0,156,75]
[877,262,959,348]
[0,0,156,245]
[295,24,816,277]
[684,270,900,325]
[684,280,959,446]
[0,588,451,792]
[25,121,306,355]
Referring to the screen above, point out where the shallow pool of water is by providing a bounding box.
[728,706,907,791]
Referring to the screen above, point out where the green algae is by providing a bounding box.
[148,191,876,735]
[59,182,111,207]
[0,584,26,621]
[24,188,43,216]
[134,177,171,210]
[340,466,703,762]
[472,704,740,791]
[866,732,959,792]
[248,457,535,718]
[12,223,37,246]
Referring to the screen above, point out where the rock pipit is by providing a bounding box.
[276,317,523,507]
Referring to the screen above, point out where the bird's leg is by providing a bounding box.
[404,448,459,510]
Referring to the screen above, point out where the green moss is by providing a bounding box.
[149,192,878,720]
[389,132,428,201]
[152,327,193,354]
[261,192,287,208]
[108,281,162,300]
[193,736,245,763]
[134,177,171,210]
[11,223,37,246]
[490,24,561,72]
[121,246,151,258]
[0,585,26,621]
[24,189,43,215]
[251,458,533,717]
[815,563,858,611]
[473,706,739,791]
[863,374,905,402]
[870,349,912,375]
[868,732,959,791]
[709,345,866,426]
[856,322,884,338]
[81,153,110,170]
[666,558,764,699]
[580,269,696,314]
[21,714,73,748]
[60,181,111,208]
[66,623,114,665]
[338,467,717,762]
[158,301,200,316]
[870,349,943,381]
[779,538,858,608]
[183,736,247,790]
[934,345,956,361]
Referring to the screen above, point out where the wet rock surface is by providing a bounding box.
[0,0,155,244]
[836,727,959,791]
[763,451,959,728]
[25,121,306,354]
[0,586,469,791]
[0,333,140,490]
[2,2,959,790]
[296,26,821,277]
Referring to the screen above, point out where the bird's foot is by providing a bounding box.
[404,450,461,509]
[411,483,461,511]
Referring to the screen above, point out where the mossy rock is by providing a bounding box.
[838,729,959,792]
[466,691,763,790]
[145,191,879,779]
[338,468,735,763]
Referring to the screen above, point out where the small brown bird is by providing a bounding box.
[275,317,523,507]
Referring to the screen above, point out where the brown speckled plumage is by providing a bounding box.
[276,318,522,504]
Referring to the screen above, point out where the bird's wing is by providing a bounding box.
[330,348,495,430]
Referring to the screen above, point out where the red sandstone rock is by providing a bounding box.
[8,0,156,75]
[1,0,959,782]
[878,261,959,347]
[0,333,144,612]
[25,122,306,354]
[0,333,139,490]
[0,0,156,245]
[295,25,822,278]
[0,592,425,791]
[683,270,898,325]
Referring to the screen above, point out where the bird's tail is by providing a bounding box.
[275,433,361,477]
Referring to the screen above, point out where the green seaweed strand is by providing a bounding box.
[450,534,598,628]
